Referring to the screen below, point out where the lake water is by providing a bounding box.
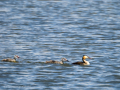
[0,0,120,89]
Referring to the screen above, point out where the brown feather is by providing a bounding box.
[2,58,16,62]
[45,58,68,64]
[72,61,84,65]
[45,60,63,64]
[45,60,56,63]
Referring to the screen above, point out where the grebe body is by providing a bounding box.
[2,55,20,62]
[72,55,91,65]
[45,58,69,64]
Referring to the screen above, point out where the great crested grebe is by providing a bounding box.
[2,55,20,62]
[45,58,69,64]
[72,55,92,65]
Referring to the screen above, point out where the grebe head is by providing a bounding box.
[14,55,20,59]
[61,58,69,62]
[82,55,92,60]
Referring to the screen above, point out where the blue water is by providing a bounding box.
[0,0,120,89]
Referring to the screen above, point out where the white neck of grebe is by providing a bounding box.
[83,59,90,65]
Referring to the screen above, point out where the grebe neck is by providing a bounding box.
[82,59,90,65]
[13,57,16,60]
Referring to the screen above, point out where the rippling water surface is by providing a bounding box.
[0,0,120,89]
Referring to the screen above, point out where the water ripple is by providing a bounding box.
[0,0,120,89]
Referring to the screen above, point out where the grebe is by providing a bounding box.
[45,58,69,64]
[72,55,92,65]
[2,55,20,62]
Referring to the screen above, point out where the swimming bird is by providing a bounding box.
[72,55,92,65]
[45,58,69,64]
[2,55,20,62]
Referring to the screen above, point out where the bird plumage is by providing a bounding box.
[2,55,20,62]
[45,58,69,64]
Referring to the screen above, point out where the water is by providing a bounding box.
[0,0,120,89]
